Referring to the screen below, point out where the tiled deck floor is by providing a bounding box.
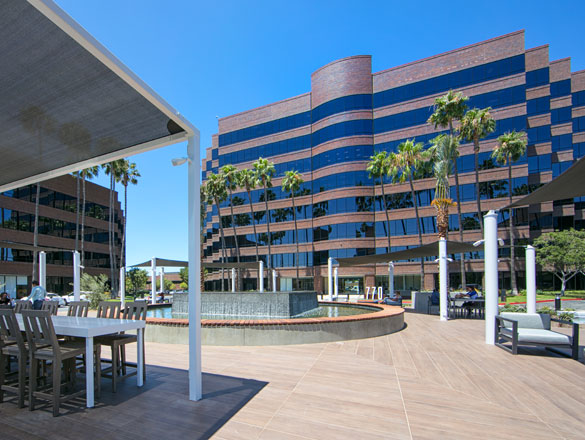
[1,312,584,439]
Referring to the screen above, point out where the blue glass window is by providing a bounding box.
[551,107,571,125]
[312,145,373,170]
[550,80,570,97]
[527,97,550,115]
[312,94,372,123]
[573,116,585,133]
[211,148,218,160]
[527,125,551,144]
[573,91,585,107]
[312,120,373,147]
[552,161,572,178]
[526,68,549,88]
[552,134,572,152]
[218,134,311,166]
[373,55,525,108]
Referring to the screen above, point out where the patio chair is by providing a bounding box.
[41,301,59,316]
[21,310,101,417]
[14,300,32,313]
[67,301,89,317]
[0,309,28,408]
[96,301,147,392]
[96,301,121,319]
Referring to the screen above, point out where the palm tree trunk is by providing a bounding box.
[474,138,483,233]
[449,121,466,290]
[508,161,517,295]
[216,199,227,291]
[120,182,128,286]
[75,175,80,251]
[247,190,259,263]
[81,177,87,268]
[264,185,272,291]
[409,176,425,289]
[291,194,300,289]
[108,173,115,296]
[227,188,241,291]
[32,183,40,281]
[380,177,392,252]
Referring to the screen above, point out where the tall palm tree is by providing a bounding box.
[396,140,426,288]
[492,131,527,296]
[282,170,305,289]
[428,90,469,289]
[221,165,242,290]
[73,171,81,252]
[79,166,99,268]
[460,107,496,233]
[102,159,124,295]
[429,134,458,238]
[118,160,140,279]
[205,173,229,290]
[367,151,397,253]
[18,106,56,282]
[237,169,260,263]
[253,158,275,290]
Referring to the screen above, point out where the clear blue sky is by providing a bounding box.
[56,0,585,268]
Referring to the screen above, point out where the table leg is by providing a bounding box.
[137,328,144,387]
[85,337,94,408]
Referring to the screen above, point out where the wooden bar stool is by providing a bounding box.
[0,309,28,408]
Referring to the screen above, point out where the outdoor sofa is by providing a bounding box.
[495,312,580,360]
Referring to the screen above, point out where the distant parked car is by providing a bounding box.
[63,293,88,305]
[46,293,66,307]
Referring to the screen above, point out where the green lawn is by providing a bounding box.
[505,290,585,304]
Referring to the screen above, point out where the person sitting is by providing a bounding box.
[0,292,11,307]
[382,292,402,306]
[461,286,481,317]
[25,280,47,310]
[430,288,440,305]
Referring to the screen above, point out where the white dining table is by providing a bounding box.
[16,315,146,408]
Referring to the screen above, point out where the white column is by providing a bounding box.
[259,260,264,292]
[327,257,333,301]
[334,267,338,299]
[388,262,394,298]
[484,210,499,345]
[159,267,164,294]
[120,266,126,308]
[150,257,156,305]
[231,268,236,292]
[39,251,46,289]
[439,238,448,321]
[526,245,537,314]
[187,134,202,401]
[73,250,81,301]
[272,269,277,293]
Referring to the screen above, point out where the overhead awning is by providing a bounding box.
[0,240,67,253]
[132,258,188,268]
[336,241,479,267]
[202,262,260,269]
[507,155,585,208]
[0,0,197,192]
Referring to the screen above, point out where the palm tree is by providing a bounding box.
[282,171,305,289]
[492,131,527,296]
[428,90,469,289]
[429,134,458,239]
[221,165,242,290]
[253,158,276,290]
[205,173,229,290]
[79,166,99,268]
[118,160,140,279]
[460,107,496,232]
[237,169,260,263]
[396,140,426,288]
[73,171,81,252]
[102,159,124,295]
[367,151,397,253]
[18,106,56,282]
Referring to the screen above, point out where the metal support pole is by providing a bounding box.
[388,262,394,298]
[150,257,156,305]
[259,261,264,292]
[327,257,333,301]
[160,268,164,294]
[120,266,126,308]
[187,134,202,401]
[439,239,448,321]
[272,269,277,293]
[526,245,536,314]
[484,210,499,345]
[334,267,338,299]
[231,268,236,293]
[39,251,46,289]
[73,250,81,302]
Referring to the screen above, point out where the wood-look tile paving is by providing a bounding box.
[2,311,584,439]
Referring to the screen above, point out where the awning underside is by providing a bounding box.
[0,0,184,189]
[132,258,188,268]
[336,241,479,267]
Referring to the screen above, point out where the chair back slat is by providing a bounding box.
[122,301,148,321]
[41,301,59,316]
[96,301,121,319]
[0,309,26,351]
[67,301,89,317]
[21,310,59,351]
[14,300,32,313]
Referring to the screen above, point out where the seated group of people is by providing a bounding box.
[0,280,48,309]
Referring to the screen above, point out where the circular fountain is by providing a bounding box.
[145,291,404,346]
